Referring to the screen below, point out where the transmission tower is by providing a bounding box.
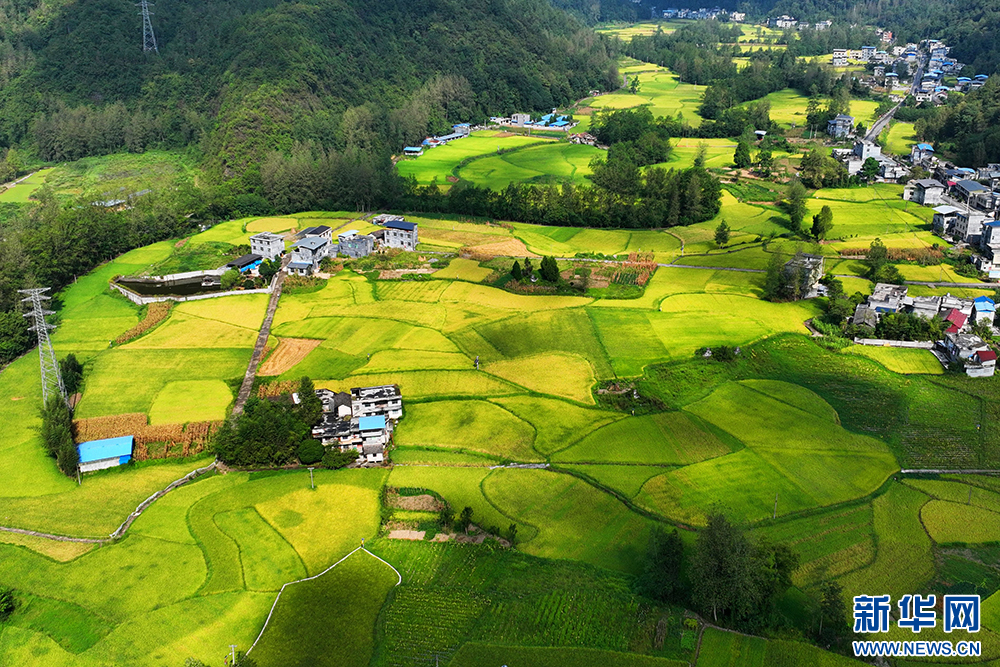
[19,288,67,406]
[138,0,158,54]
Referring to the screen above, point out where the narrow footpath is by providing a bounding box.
[233,255,290,416]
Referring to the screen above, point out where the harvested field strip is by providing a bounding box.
[113,302,171,346]
[259,338,323,376]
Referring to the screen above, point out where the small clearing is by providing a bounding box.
[392,494,442,511]
[388,530,426,540]
[259,338,322,376]
[466,238,539,258]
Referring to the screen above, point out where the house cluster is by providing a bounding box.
[761,15,832,30]
[853,286,997,376]
[310,385,403,463]
[662,7,722,20]
[403,123,473,155]
[286,218,420,276]
[491,111,574,130]
[832,140,910,181]
[220,231,286,277]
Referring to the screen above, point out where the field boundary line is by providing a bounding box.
[0,460,217,544]
[246,546,400,656]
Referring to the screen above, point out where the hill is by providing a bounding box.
[0,0,619,179]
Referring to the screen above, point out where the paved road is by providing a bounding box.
[233,256,290,416]
[865,103,900,142]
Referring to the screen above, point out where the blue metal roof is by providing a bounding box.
[551,120,569,127]
[359,415,385,431]
[404,146,423,152]
[958,77,972,81]
[384,220,416,231]
[916,143,934,151]
[974,296,996,311]
[77,436,133,464]
[976,74,990,79]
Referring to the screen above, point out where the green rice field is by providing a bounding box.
[585,69,707,126]
[459,142,603,189]
[884,122,918,155]
[396,131,554,187]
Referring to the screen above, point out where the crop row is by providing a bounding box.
[113,302,172,346]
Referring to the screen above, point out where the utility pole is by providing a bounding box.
[19,288,66,406]
[773,493,778,519]
[138,0,159,54]
[308,467,315,489]
[228,644,237,666]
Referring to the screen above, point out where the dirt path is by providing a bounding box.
[233,256,290,416]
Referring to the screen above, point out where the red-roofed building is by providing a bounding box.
[942,308,968,333]
[970,349,998,377]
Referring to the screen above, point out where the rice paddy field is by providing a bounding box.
[458,142,603,189]
[4,185,1000,665]
[585,69,707,126]
[742,89,881,130]
[884,121,918,155]
[396,131,554,187]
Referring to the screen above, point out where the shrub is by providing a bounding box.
[297,438,324,465]
[322,449,355,469]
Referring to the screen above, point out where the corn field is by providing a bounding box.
[257,380,298,398]
[114,302,172,345]
[72,413,219,461]
[610,252,656,286]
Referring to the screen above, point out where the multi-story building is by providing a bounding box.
[249,232,284,262]
[351,385,403,420]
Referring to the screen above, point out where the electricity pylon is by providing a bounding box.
[138,0,159,54]
[19,288,67,405]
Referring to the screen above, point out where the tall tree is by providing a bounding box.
[511,260,523,281]
[786,181,808,233]
[539,256,560,282]
[811,205,834,240]
[641,526,686,603]
[756,146,773,177]
[60,353,84,395]
[296,376,323,427]
[733,141,752,169]
[715,220,731,247]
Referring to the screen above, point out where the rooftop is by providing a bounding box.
[77,436,133,464]
[914,179,944,188]
[351,384,401,400]
[933,205,962,215]
[250,231,284,241]
[384,220,417,232]
[300,225,332,237]
[359,415,386,431]
[338,229,359,239]
[226,253,263,269]
[295,237,329,251]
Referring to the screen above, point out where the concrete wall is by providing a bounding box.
[111,274,276,305]
[854,338,935,348]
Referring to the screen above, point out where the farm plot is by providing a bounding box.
[754,504,875,587]
[921,501,1000,544]
[553,412,731,465]
[450,645,687,667]
[838,483,933,601]
[396,132,553,186]
[697,628,864,667]
[459,142,603,189]
[250,550,399,667]
[394,400,539,461]
[491,395,622,455]
[483,352,597,404]
[386,466,515,535]
[483,468,654,573]
[589,309,671,376]
[883,122,917,156]
[557,464,673,499]
[636,380,896,525]
[588,70,707,126]
[845,345,943,375]
[432,258,492,281]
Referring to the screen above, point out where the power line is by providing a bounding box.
[19,288,67,406]
[138,0,158,54]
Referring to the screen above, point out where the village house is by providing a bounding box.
[869,283,909,313]
[827,114,855,139]
[381,220,419,251]
[337,230,375,259]
[945,332,995,377]
[249,232,284,262]
[911,143,935,165]
[973,296,996,326]
[310,385,402,463]
[783,254,824,297]
[288,236,330,276]
[932,205,962,238]
[910,179,946,206]
[298,225,333,243]
[352,384,403,420]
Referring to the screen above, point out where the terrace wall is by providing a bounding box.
[111,274,277,305]
[854,338,935,349]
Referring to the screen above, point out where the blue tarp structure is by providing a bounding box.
[77,436,134,465]
[359,415,386,431]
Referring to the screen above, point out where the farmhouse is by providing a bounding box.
[403,146,424,157]
[225,254,263,274]
[973,296,996,326]
[352,384,403,419]
[783,254,824,297]
[249,232,284,262]
[827,114,855,139]
[382,220,419,251]
[289,237,330,276]
[910,143,936,166]
[910,179,946,206]
[311,385,402,463]
[869,283,908,313]
[298,225,333,243]
[945,332,995,377]
[337,230,375,259]
[77,436,134,473]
